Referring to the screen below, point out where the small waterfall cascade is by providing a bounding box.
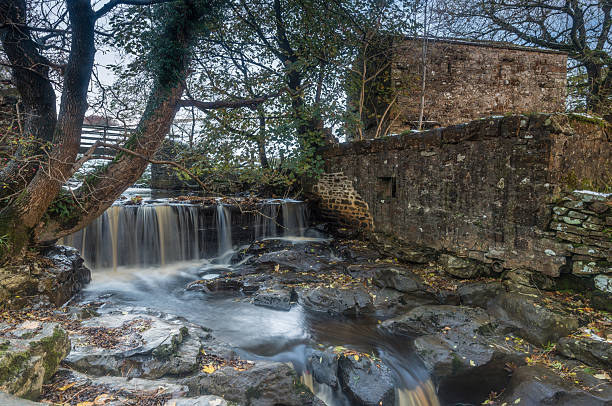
[215,203,233,256]
[61,199,309,270]
[256,199,307,240]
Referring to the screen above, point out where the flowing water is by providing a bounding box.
[63,197,441,406]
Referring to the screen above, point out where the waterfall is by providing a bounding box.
[256,199,307,239]
[281,200,306,237]
[216,203,233,256]
[61,199,309,270]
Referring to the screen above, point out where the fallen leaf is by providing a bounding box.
[58,382,77,391]
[202,364,216,374]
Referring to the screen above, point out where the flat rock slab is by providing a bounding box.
[499,365,612,406]
[299,286,373,315]
[558,335,611,370]
[0,391,45,405]
[165,396,228,406]
[64,312,205,378]
[41,368,190,405]
[0,322,70,400]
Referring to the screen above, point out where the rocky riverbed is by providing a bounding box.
[0,233,611,406]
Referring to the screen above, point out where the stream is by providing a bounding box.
[61,194,441,406]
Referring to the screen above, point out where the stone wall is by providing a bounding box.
[360,38,567,137]
[311,113,612,282]
[550,191,611,288]
[311,172,373,229]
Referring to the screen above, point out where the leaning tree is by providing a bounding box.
[0,0,227,261]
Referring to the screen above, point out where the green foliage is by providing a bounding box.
[0,234,9,250]
[46,192,79,222]
[99,0,418,191]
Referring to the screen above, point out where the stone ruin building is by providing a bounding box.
[356,37,568,137]
[312,38,611,305]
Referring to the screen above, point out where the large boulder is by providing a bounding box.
[306,347,396,406]
[64,312,204,379]
[180,360,319,406]
[338,353,395,406]
[498,365,611,406]
[381,305,524,405]
[40,245,91,306]
[0,245,90,310]
[489,292,579,346]
[373,268,423,293]
[307,347,339,389]
[456,281,502,309]
[0,322,70,400]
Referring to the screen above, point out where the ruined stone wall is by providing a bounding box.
[311,172,373,229]
[312,113,612,281]
[384,38,567,134]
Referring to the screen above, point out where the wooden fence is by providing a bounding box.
[79,124,133,157]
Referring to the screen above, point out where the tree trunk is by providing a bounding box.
[38,0,220,242]
[257,109,269,168]
[0,0,95,258]
[0,0,57,197]
[585,63,612,118]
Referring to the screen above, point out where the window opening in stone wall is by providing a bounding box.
[377,176,397,200]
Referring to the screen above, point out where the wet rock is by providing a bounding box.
[372,288,438,318]
[165,396,227,406]
[440,254,489,279]
[457,281,502,308]
[332,241,381,263]
[41,245,91,306]
[240,239,296,258]
[502,268,554,295]
[253,287,292,311]
[557,336,611,370]
[0,245,90,310]
[64,312,204,379]
[250,246,332,273]
[186,278,244,293]
[489,292,579,346]
[337,353,395,406]
[180,360,319,406]
[299,286,373,315]
[307,348,339,388]
[373,268,422,292]
[498,365,611,406]
[0,322,70,400]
